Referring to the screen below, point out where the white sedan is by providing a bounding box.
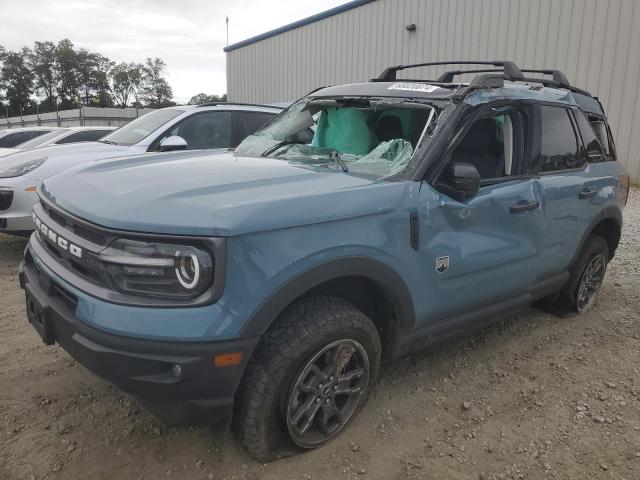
[0,126,116,158]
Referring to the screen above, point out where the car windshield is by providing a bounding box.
[235,98,436,180]
[17,129,71,149]
[100,109,184,146]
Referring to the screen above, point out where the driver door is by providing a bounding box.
[418,104,544,323]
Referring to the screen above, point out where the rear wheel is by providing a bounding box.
[547,234,609,315]
[234,296,381,461]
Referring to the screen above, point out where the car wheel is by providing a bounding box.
[552,234,609,315]
[234,296,381,461]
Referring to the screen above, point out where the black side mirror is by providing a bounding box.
[451,162,481,199]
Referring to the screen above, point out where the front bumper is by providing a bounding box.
[19,246,259,425]
[0,183,37,232]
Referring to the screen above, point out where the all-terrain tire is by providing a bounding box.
[234,296,381,462]
[546,234,609,315]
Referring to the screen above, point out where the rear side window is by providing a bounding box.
[55,130,112,144]
[0,130,49,147]
[538,106,583,172]
[236,111,277,142]
[573,110,606,163]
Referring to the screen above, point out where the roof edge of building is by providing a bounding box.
[223,0,377,53]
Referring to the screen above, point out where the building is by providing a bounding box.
[225,0,640,181]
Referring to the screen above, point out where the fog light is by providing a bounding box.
[172,364,182,378]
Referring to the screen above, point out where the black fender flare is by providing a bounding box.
[239,256,416,338]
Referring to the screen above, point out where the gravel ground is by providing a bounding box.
[1,188,639,480]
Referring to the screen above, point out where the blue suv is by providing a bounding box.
[19,61,629,460]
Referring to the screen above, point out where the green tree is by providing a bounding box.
[28,41,58,108]
[111,62,142,108]
[139,57,173,108]
[54,39,80,108]
[0,48,35,115]
[188,93,227,105]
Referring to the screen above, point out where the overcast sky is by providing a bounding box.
[2,0,346,102]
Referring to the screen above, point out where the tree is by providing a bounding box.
[54,39,80,108]
[139,57,173,108]
[111,62,142,108]
[0,48,35,115]
[188,93,227,105]
[76,50,114,106]
[28,41,58,108]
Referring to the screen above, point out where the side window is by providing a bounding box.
[0,131,35,147]
[538,106,583,172]
[55,130,111,144]
[159,111,232,150]
[573,110,605,163]
[450,109,528,180]
[236,112,276,143]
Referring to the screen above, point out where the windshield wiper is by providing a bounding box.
[330,150,349,173]
[261,139,305,157]
[99,139,118,145]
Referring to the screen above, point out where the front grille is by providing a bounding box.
[40,200,108,247]
[0,190,13,211]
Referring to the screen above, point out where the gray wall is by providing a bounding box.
[226,0,640,181]
[0,107,155,130]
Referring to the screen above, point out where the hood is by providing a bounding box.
[41,151,407,236]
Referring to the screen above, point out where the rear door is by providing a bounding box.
[533,104,590,277]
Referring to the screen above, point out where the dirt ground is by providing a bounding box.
[1,189,639,480]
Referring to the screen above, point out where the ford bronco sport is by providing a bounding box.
[20,61,628,460]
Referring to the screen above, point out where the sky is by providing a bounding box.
[1,0,347,103]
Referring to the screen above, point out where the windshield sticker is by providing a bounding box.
[388,83,441,93]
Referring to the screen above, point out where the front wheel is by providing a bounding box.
[234,296,381,461]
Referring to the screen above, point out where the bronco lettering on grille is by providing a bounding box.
[32,212,82,258]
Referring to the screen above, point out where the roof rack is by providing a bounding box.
[374,61,525,82]
[196,102,284,109]
[372,60,591,97]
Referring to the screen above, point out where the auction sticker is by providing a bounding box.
[387,83,441,93]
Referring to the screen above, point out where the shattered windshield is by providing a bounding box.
[234,98,436,180]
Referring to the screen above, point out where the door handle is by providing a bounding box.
[578,188,597,199]
[509,200,539,214]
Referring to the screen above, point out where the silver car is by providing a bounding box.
[0,126,116,158]
[0,103,281,233]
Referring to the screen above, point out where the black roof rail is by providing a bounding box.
[437,68,503,83]
[374,60,525,82]
[520,69,570,88]
[196,102,284,109]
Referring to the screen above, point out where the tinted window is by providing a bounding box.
[162,111,232,150]
[102,109,184,146]
[237,112,276,142]
[573,110,606,163]
[538,106,582,172]
[0,131,50,147]
[56,130,112,144]
[15,129,70,149]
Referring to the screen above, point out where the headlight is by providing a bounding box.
[0,157,47,178]
[98,239,214,299]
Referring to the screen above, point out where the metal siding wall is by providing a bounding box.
[227,0,640,181]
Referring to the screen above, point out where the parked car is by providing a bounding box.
[0,127,57,148]
[19,61,628,461]
[0,103,281,232]
[0,126,116,158]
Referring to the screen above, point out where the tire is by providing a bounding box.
[547,234,609,315]
[234,296,382,462]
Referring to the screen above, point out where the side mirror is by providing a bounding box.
[451,162,481,199]
[159,135,188,152]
